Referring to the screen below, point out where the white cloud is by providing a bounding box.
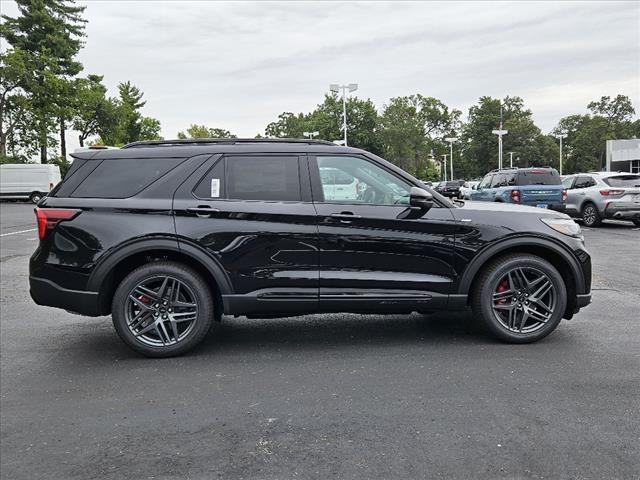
[2,0,639,149]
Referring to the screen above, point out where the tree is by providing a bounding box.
[1,0,87,162]
[72,74,117,147]
[0,49,32,159]
[177,124,236,139]
[380,94,459,177]
[98,81,162,146]
[552,95,637,173]
[459,96,556,178]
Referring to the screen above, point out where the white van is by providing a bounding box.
[0,163,62,203]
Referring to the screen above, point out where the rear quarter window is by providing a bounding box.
[70,157,185,198]
[602,175,640,188]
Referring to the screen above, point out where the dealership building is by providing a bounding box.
[606,139,640,173]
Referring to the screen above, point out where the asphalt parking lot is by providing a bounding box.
[1,201,638,480]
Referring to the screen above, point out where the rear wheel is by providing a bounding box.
[111,261,214,357]
[581,203,602,227]
[632,219,640,227]
[472,254,567,343]
[29,192,43,204]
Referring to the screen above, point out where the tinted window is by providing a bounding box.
[316,156,411,205]
[71,158,184,198]
[516,169,561,186]
[574,176,596,189]
[227,156,301,201]
[193,158,225,199]
[602,175,640,187]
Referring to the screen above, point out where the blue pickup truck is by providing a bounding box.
[470,167,566,211]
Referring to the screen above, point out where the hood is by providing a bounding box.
[455,200,568,218]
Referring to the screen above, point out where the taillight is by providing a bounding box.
[510,189,521,203]
[562,189,567,202]
[35,208,80,240]
[599,189,625,196]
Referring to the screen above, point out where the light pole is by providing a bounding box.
[555,133,567,175]
[303,131,319,140]
[492,102,507,170]
[441,155,448,181]
[508,151,514,168]
[444,137,458,180]
[329,83,358,146]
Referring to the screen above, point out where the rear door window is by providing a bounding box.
[71,157,185,198]
[193,158,225,199]
[226,156,301,202]
[602,175,640,188]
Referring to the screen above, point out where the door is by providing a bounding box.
[471,174,494,201]
[173,153,319,315]
[309,154,457,313]
[566,175,596,214]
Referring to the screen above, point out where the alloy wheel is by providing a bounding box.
[491,266,557,334]
[583,205,597,226]
[125,275,199,347]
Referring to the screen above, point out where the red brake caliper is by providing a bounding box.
[495,279,509,305]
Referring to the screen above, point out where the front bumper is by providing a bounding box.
[30,276,101,316]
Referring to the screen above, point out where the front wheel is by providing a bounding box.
[472,254,567,343]
[111,261,214,357]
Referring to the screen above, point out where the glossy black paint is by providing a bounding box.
[29,142,592,320]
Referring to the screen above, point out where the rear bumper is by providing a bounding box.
[604,202,640,220]
[29,276,101,316]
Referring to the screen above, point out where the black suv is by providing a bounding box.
[30,139,592,357]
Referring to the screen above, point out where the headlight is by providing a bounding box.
[540,217,583,238]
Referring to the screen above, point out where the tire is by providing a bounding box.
[581,203,602,227]
[632,219,640,227]
[471,254,567,343]
[29,192,43,204]
[111,261,214,357]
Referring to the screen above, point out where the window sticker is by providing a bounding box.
[210,178,220,198]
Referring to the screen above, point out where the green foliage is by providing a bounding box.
[50,155,71,176]
[177,125,236,139]
[552,95,636,173]
[71,74,116,147]
[1,0,87,162]
[380,94,459,177]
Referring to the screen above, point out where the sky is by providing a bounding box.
[1,0,639,149]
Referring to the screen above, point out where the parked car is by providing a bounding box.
[459,181,479,199]
[436,180,462,198]
[470,167,566,211]
[562,172,640,227]
[0,163,61,204]
[30,138,591,357]
[319,167,359,201]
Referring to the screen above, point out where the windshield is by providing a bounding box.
[517,169,561,185]
[602,175,640,187]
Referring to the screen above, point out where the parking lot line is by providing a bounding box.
[0,228,37,237]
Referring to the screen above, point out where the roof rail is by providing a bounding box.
[121,138,337,149]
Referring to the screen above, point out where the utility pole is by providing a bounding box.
[444,137,458,180]
[329,83,358,146]
[441,155,448,181]
[492,102,508,170]
[555,133,567,175]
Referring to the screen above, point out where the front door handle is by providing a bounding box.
[329,211,361,222]
[187,206,220,217]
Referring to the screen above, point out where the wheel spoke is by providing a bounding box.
[128,310,151,329]
[135,322,156,337]
[132,285,159,301]
[129,294,153,311]
[493,289,514,301]
[171,311,197,322]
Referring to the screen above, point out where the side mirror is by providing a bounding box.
[409,187,433,210]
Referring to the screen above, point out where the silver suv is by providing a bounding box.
[562,172,640,227]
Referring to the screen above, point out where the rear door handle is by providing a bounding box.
[187,206,220,217]
[329,211,361,222]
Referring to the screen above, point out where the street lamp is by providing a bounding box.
[492,102,507,170]
[555,133,567,175]
[444,137,458,180]
[441,154,448,181]
[330,83,358,146]
[303,131,319,140]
